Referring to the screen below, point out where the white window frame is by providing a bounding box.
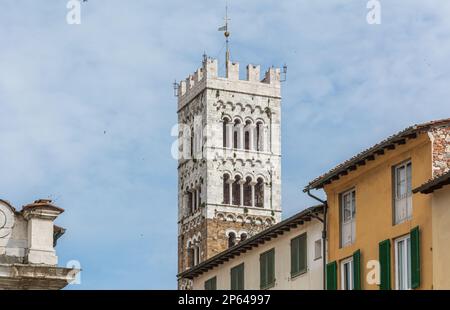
[341,189,356,247]
[394,161,412,224]
[340,257,354,290]
[395,234,412,290]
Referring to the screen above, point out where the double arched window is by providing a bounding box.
[185,184,202,216]
[227,231,248,249]
[187,236,202,268]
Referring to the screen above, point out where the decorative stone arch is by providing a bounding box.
[244,116,255,124]
[244,104,253,113]
[235,159,245,168]
[232,115,244,124]
[243,172,256,181]
[232,171,244,180]
[255,174,268,183]
[216,213,226,221]
[255,217,263,225]
[221,113,232,122]
[224,101,233,110]
[235,102,244,112]
[0,200,15,240]
[244,159,253,167]
[236,215,244,223]
[254,106,264,114]
[244,216,253,224]
[226,214,236,222]
[225,228,238,236]
[222,170,233,179]
[216,99,225,107]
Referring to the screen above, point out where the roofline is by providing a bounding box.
[304,118,450,191]
[413,170,450,194]
[177,205,324,280]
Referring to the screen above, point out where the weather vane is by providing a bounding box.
[218,2,231,73]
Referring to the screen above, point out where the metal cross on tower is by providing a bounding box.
[218,3,231,74]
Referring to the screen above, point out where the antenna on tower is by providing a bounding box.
[218,1,231,74]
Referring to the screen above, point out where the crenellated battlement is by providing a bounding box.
[177,58,281,106]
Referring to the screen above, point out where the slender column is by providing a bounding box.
[195,188,199,211]
[248,124,256,151]
[250,181,257,207]
[239,179,245,206]
[226,123,233,148]
[227,179,233,205]
[238,124,244,149]
[191,190,195,213]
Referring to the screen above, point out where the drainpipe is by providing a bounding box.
[306,188,328,290]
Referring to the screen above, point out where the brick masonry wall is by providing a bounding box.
[431,126,450,177]
[205,218,272,259]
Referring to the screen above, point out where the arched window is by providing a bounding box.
[233,119,241,149]
[187,242,194,268]
[190,127,194,158]
[256,122,264,151]
[255,177,264,208]
[223,118,229,148]
[187,189,193,214]
[244,120,251,150]
[240,233,248,242]
[228,232,236,248]
[223,174,231,204]
[232,175,241,205]
[243,177,252,206]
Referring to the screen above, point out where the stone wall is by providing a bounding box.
[430,126,450,177]
[205,217,274,259]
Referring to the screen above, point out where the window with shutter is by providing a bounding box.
[379,239,391,290]
[204,276,217,290]
[340,189,356,247]
[395,235,411,290]
[393,161,412,224]
[291,233,307,277]
[230,263,245,290]
[260,249,275,289]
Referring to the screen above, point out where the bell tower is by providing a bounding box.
[176,54,283,286]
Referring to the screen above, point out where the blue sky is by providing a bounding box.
[0,1,449,289]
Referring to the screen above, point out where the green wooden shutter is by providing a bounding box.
[291,234,307,277]
[260,252,267,288]
[379,239,391,290]
[260,249,275,289]
[411,226,420,289]
[299,234,307,274]
[204,276,217,290]
[231,263,244,290]
[326,261,337,290]
[291,237,299,276]
[268,249,275,286]
[353,249,361,290]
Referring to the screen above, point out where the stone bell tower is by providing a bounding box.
[176,56,282,279]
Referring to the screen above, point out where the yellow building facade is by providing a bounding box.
[305,119,450,290]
